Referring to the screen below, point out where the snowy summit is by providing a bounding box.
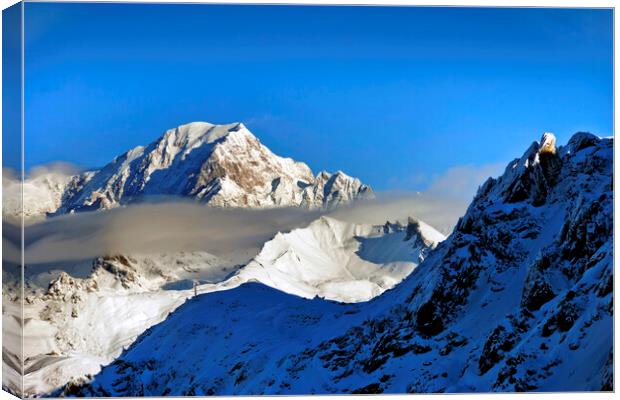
[4,122,374,220]
[57,121,374,212]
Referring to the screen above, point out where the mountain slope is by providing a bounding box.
[66,132,613,395]
[225,216,444,302]
[3,122,373,221]
[11,215,442,396]
[57,122,372,213]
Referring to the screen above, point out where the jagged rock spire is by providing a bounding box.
[539,132,556,155]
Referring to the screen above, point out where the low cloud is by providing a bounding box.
[28,162,81,179]
[3,161,506,266]
[15,202,323,265]
[9,191,471,266]
[4,162,81,182]
[425,163,506,200]
[329,192,466,234]
[375,162,506,232]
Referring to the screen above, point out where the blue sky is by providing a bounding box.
[13,4,614,192]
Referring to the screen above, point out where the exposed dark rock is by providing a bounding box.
[478,325,517,375]
[352,383,383,394]
[416,300,444,337]
[541,300,580,337]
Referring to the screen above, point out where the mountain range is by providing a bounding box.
[2,121,443,396]
[3,122,373,222]
[58,131,613,395]
[8,217,443,396]
[1,124,613,396]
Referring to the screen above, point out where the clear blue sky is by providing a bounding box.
[13,4,614,191]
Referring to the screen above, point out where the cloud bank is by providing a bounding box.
[3,161,506,266]
[424,163,505,200]
[6,193,460,266]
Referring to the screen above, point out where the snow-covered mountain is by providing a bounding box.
[7,215,442,396]
[225,216,444,302]
[54,122,372,213]
[2,167,74,222]
[64,132,612,395]
[3,251,231,396]
[2,122,373,222]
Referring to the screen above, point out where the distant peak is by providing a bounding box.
[55,119,372,213]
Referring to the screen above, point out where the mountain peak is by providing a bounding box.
[54,121,373,213]
[464,132,610,221]
[539,132,556,155]
[567,131,600,154]
[159,121,247,149]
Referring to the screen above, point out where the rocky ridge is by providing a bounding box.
[63,132,613,395]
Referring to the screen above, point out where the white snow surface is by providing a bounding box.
[229,216,443,302]
[53,121,373,213]
[2,122,373,222]
[4,216,442,396]
[57,132,613,396]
